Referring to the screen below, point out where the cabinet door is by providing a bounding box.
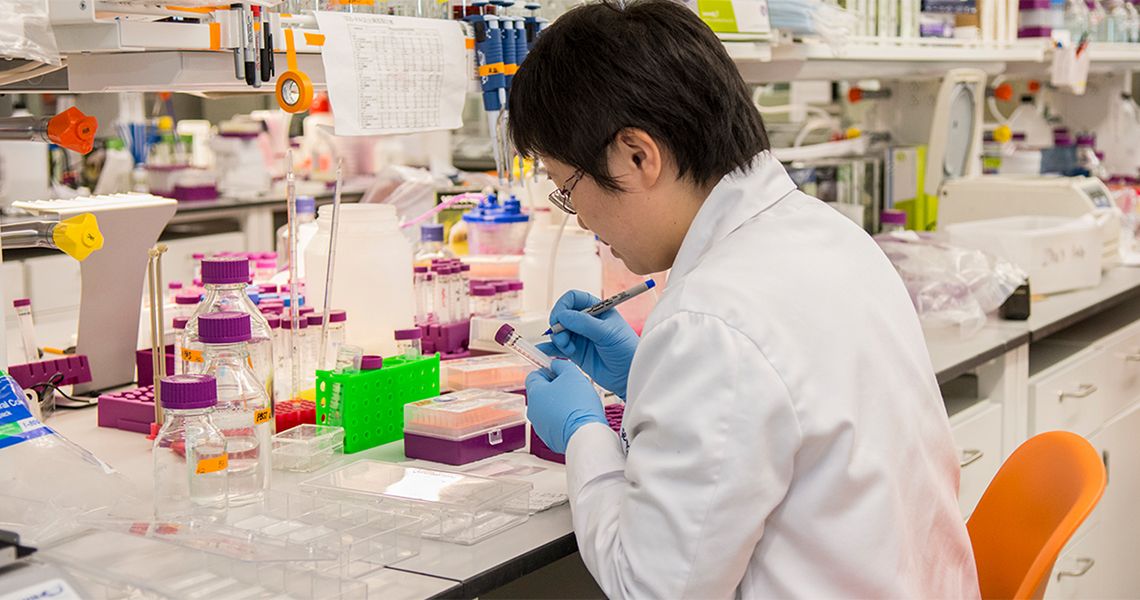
[1093,401,1140,597]
[1029,352,1108,437]
[950,401,1003,519]
[1045,523,1107,600]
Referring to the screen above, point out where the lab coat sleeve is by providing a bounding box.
[565,311,802,599]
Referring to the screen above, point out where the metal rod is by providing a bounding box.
[154,244,168,387]
[286,150,302,402]
[146,248,163,426]
[318,160,344,372]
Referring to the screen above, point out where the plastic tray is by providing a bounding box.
[441,354,531,392]
[42,529,370,599]
[87,490,422,579]
[273,425,345,472]
[315,354,441,454]
[302,460,532,545]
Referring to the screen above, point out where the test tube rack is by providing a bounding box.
[6,354,92,392]
[531,403,625,464]
[96,385,155,434]
[315,354,441,454]
[420,320,471,358]
[134,345,175,387]
[276,399,317,433]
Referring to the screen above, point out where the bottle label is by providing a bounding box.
[254,407,272,425]
[181,348,204,363]
[0,376,53,451]
[195,454,229,474]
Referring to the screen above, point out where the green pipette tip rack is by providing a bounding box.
[315,353,441,454]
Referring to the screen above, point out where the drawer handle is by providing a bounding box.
[1058,384,1097,401]
[1057,557,1094,580]
[959,449,985,468]
[1125,353,1140,363]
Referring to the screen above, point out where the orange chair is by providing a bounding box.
[966,431,1107,600]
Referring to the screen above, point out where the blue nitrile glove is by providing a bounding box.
[525,359,606,454]
[537,290,639,399]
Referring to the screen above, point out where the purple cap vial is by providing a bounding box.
[360,355,383,370]
[394,328,423,340]
[307,314,324,327]
[12,298,30,308]
[198,312,252,344]
[280,315,309,330]
[201,256,251,285]
[172,316,189,330]
[175,292,202,305]
[160,374,218,410]
[494,323,516,346]
[328,309,347,323]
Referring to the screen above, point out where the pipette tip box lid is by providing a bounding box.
[272,424,345,472]
[440,354,531,391]
[302,460,532,545]
[403,389,527,465]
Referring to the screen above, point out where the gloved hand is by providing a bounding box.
[525,359,606,454]
[537,290,639,399]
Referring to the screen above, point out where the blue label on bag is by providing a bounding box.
[0,376,51,450]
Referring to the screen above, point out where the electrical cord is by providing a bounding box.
[28,372,95,409]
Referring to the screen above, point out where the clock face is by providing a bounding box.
[944,83,976,180]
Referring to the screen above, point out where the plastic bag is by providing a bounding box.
[876,231,1027,338]
[0,0,61,67]
[768,0,857,47]
[0,373,138,546]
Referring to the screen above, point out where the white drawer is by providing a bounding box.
[950,400,1003,519]
[1045,522,1107,600]
[1029,352,1108,437]
[1101,330,1140,410]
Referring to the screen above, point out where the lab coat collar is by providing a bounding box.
[670,151,798,280]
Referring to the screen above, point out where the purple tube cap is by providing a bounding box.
[299,306,316,316]
[360,355,383,370]
[329,309,347,323]
[12,298,30,308]
[160,374,218,409]
[494,324,515,346]
[175,292,202,305]
[280,315,308,330]
[307,314,324,326]
[198,311,252,344]
[266,315,281,328]
[414,266,429,273]
[395,328,423,340]
[201,256,251,285]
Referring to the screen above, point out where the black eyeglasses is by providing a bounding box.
[548,170,584,215]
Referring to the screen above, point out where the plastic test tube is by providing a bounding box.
[12,299,38,363]
[494,324,554,377]
[413,266,429,325]
[394,328,423,360]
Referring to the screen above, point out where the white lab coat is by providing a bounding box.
[565,151,980,599]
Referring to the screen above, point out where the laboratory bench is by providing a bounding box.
[37,264,1140,599]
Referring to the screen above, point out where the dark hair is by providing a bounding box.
[508,0,769,191]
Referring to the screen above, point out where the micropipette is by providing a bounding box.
[544,278,656,335]
[495,323,554,377]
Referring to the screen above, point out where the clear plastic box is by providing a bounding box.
[302,460,532,545]
[274,424,346,472]
[441,354,531,391]
[42,529,370,599]
[404,389,525,438]
[86,490,422,579]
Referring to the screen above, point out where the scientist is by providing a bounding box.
[511,1,980,597]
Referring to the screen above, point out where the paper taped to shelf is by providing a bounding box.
[316,12,467,136]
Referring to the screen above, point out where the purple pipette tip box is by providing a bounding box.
[404,422,527,466]
[494,324,515,346]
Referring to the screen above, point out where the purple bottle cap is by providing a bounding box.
[307,314,324,326]
[175,292,201,305]
[160,374,218,410]
[255,260,276,269]
[360,355,383,370]
[280,315,309,330]
[198,311,252,344]
[192,252,206,260]
[414,266,429,273]
[264,252,278,259]
[510,281,524,291]
[471,284,496,297]
[493,281,511,293]
[299,306,316,316]
[328,309,347,323]
[881,209,908,225]
[168,281,184,290]
[201,256,251,285]
[394,328,423,340]
[460,264,471,272]
[172,316,189,330]
[266,315,281,328]
[494,323,516,345]
[1076,133,1096,147]
[12,298,30,308]
[259,283,279,294]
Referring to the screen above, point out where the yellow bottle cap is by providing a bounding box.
[993,125,1013,144]
[157,116,174,132]
[53,213,104,261]
[845,127,862,139]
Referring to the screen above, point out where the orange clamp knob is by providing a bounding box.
[848,87,864,103]
[990,82,1014,102]
[46,107,98,155]
[1028,79,1042,93]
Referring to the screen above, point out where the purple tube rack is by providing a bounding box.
[404,422,527,466]
[97,385,156,434]
[135,345,176,387]
[421,320,471,358]
[7,355,92,391]
[531,403,625,464]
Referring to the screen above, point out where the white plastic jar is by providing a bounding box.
[305,204,415,356]
[519,214,603,315]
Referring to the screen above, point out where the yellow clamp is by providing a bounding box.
[276,28,314,114]
[992,125,1013,144]
[53,213,104,262]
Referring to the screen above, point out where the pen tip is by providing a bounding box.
[645,279,656,289]
[542,328,552,336]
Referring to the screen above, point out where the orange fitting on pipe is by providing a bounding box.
[46,107,98,154]
[988,82,1014,102]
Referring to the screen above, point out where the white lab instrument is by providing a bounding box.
[13,194,176,393]
[939,175,1121,267]
[519,210,602,315]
